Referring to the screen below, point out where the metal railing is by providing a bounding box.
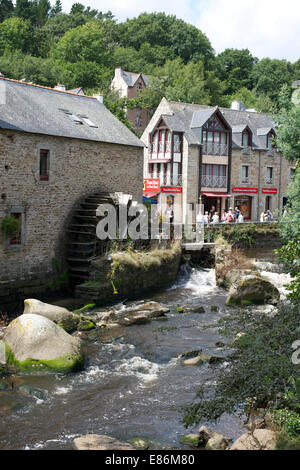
[265,177,273,184]
[242,146,251,155]
[241,177,249,183]
[202,143,229,156]
[201,175,227,188]
[145,174,182,186]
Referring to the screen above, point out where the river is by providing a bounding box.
[0,249,290,450]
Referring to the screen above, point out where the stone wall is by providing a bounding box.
[75,243,182,305]
[0,129,143,309]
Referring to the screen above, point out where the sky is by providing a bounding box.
[59,0,300,62]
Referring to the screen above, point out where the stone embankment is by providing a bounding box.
[75,243,181,306]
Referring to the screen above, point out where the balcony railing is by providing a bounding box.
[202,143,229,156]
[145,174,182,187]
[241,177,249,183]
[242,146,251,155]
[201,175,227,188]
[265,177,273,184]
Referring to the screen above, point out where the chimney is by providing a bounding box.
[231,100,246,111]
[93,93,104,104]
[55,82,66,92]
[115,67,123,78]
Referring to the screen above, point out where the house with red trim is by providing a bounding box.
[141,98,295,222]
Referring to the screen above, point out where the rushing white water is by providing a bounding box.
[169,264,217,296]
[253,260,292,299]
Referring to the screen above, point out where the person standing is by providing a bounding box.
[238,212,244,223]
[227,208,234,223]
[209,205,216,222]
[203,211,209,225]
[234,206,240,223]
[212,212,219,224]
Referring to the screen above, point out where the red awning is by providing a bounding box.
[202,192,232,197]
[143,191,160,198]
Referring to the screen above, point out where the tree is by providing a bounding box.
[53,21,113,67]
[36,0,51,27]
[0,17,34,53]
[251,58,294,104]
[50,0,62,17]
[215,48,258,94]
[116,12,215,68]
[14,0,38,25]
[0,0,14,23]
[70,2,98,18]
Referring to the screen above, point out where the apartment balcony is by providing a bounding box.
[145,174,182,187]
[201,175,228,188]
[242,146,251,155]
[202,143,229,156]
[241,177,249,184]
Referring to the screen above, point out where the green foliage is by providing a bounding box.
[271,409,300,438]
[251,58,295,105]
[0,0,14,23]
[0,16,34,53]
[1,216,21,236]
[73,303,96,314]
[183,304,300,427]
[215,48,258,94]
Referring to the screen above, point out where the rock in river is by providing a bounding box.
[2,314,84,373]
[226,275,280,307]
[73,434,135,450]
[24,298,79,333]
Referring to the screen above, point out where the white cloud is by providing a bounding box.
[196,0,300,62]
[60,0,196,23]
[59,0,300,62]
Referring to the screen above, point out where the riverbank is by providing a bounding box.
[0,248,298,450]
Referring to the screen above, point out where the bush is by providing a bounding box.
[271,409,300,438]
[1,216,21,237]
[182,303,300,427]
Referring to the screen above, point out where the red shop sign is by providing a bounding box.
[161,187,182,193]
[232,187,258,194]
[262,188,277,194]
[144,178,160,192]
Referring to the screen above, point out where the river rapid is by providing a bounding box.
[0,249,290,450]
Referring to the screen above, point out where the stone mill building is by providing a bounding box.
[0,77,144,311]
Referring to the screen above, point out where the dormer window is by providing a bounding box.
[202,114,229,156]
[242,129,251,147]
[267,131,276,152]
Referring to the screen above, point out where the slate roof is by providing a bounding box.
[160,100,276,150]
[120,70,151,87]
[0,77,144,148]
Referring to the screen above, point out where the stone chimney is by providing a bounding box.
[231,100,246,111]
[115,67,123,78]
[93,93,104,104]
[55,83,66,92]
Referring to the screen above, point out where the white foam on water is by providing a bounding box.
[114,356,161,383]
[54,386,72,396]
[169,265,217,296]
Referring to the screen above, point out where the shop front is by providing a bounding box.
[232,187,258,220]
[201,192,232,216]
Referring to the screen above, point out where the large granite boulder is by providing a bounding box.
[226,275,280,306]
[230,429,277,450]
[73,434,136,450]
[198,426,231,450]
[24,299,79,333]
[2,314,83,373]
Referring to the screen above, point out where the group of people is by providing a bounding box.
[197,206,244,225]
[260,209,273,222]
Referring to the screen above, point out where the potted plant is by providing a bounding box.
[1,216,21,238]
